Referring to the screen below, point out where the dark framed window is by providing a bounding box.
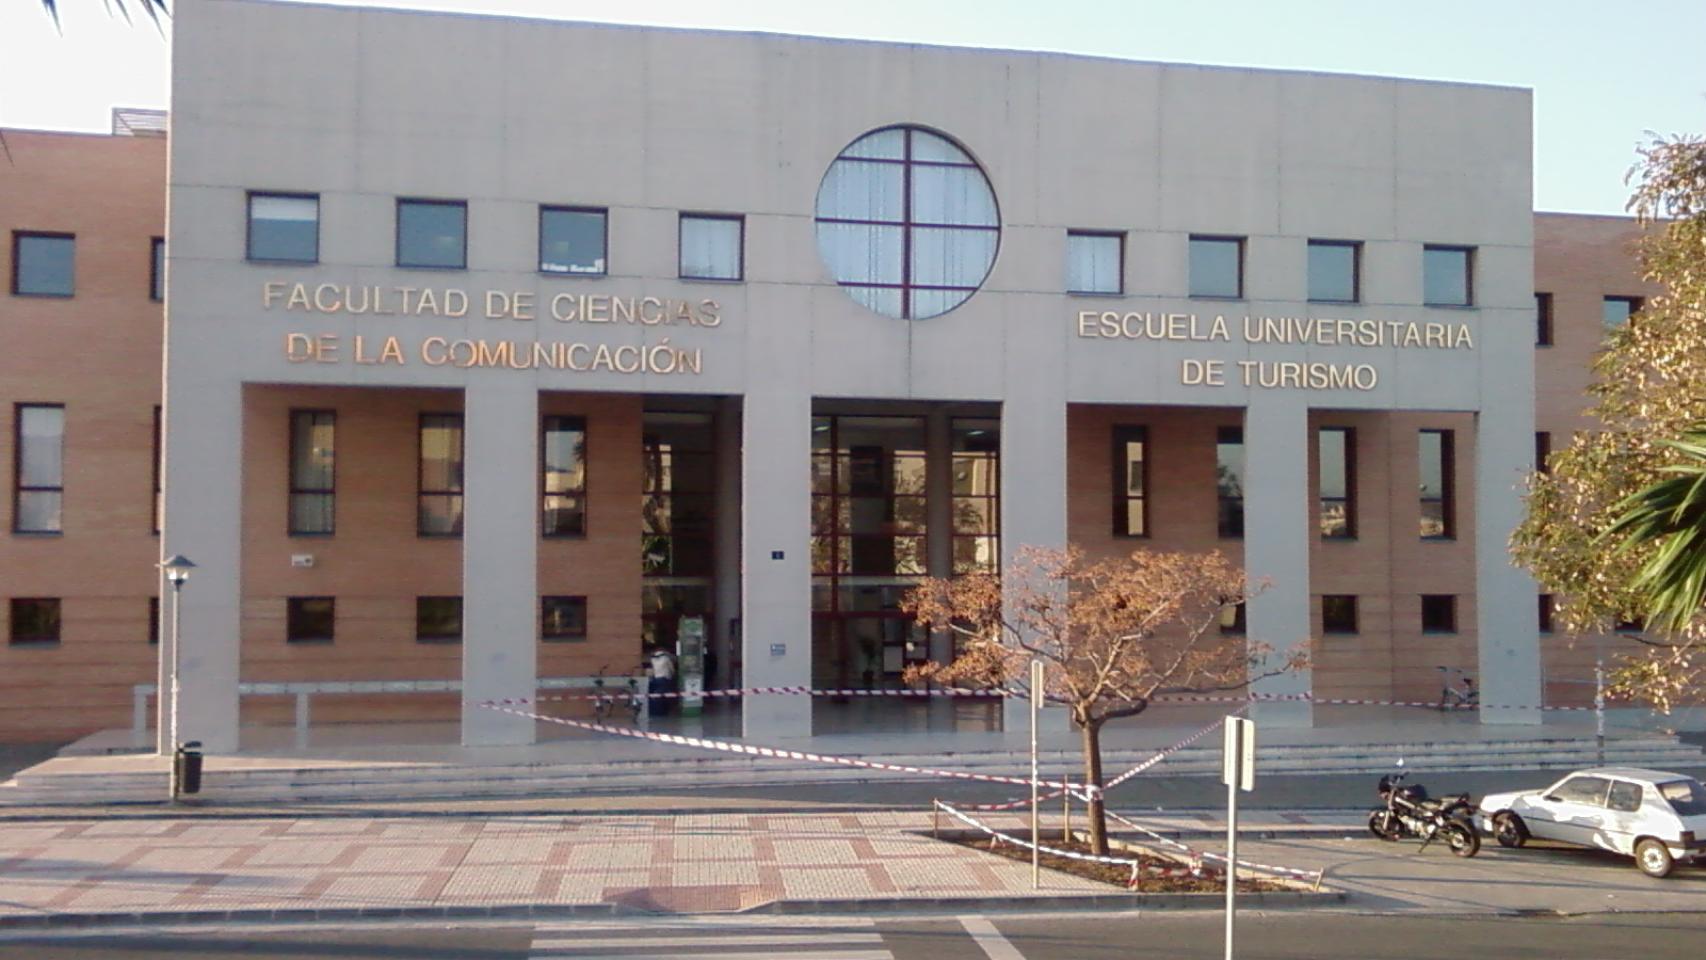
[643,412,714,577]
[11,232,75,297]
[396,198,467,269]
[813,125,999,320]
[1603,295,1642,328]
[1189,235,1243,299]
[9,598,60,646]
[1421,594,1457,634]
[538,206,607,275]
[288,409,335,535]
[541,415,587,537]
[541,595,588,642]
[1422,245,1474,307]
[418,413,464,536]
[1307,239,1359,303]
[285,596,334,644]
[1111,425,1147,537]
[1219,602,1247,635]
[1318,426,1355,539]
[1419,429,1455,539]
[13,403,65,534]
[415,596,462,643]
[1538,594,1553,634]
[1322,595,1358,635]
[1216,426,1244,538]
[951,418,1000,575]
[246,192,319,263]
[1535,431,1551,475]
[1535,292,1553,346]
[151,406,162,534]
[679,214,744,281]
[1067,231,1123,295]
[150,237,165,302]
[809,415,933,579]
[148,596,159,645]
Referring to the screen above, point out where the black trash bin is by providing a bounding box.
[173,740,203,796]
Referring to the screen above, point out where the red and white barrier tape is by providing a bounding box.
[935,801,1199,887]
[1104,808,1324,884]
[1152,691,1592,712]
[528,685,1010,703]
[481,699,1095,794]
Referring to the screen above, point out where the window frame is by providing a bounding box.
[8,598,61,646]
[1535,292,1553,346]
[1419,429,1456,540]
[1110,425,1148,538]
[1321,595,1358,635]
[150,236,165,302]
[1216,425,1245,539]
[12,402,66,535]
[1306,239,1361,304]
[1535,430,1551,476]
[245,191,321,265]
[1422,244,1475,307]
[678,212,746,282]
[149,596,160,646]
[1538,594,1554,634]
[284,596,335,644]
[1603,295,1643,328]
[287,408,336,537]
[1318,426,1357,540]
[1188,234,1245,300]
[11,231,76,298]
[537,204,609,277]
[395,197,469,270]
[1219,602,1247,636]
[1066,230,1125,296]
[415,596,463,644]
[541,414,589,538]
[1421,594,1458,634]
[541,595,589,642]
[417,412,465,538]
[151,405,162,534]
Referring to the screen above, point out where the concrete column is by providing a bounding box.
[999,396,1068,731]
[1475,409,1542,723]
[740,389,812,738]
[1242,398,1313,726]
[712,396,743,690]
[159,377,243,754]
[460,380,539,746]
[925,408,955,665]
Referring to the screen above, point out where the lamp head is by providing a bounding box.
[160,554,197,586]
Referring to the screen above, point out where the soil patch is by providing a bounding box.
[948,834,1288,893]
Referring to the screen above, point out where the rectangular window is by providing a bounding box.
[1603,295,1642,328]
[418,413,464,536]
[1067,231,1123,295]
[13,403,65,534]
[9,598,60,645]
[148,596,159,645]
[541,595,588,642]
[1535,292,1553,346]
[396,198,467,269]
[679,214,744,281]
[1535,431,1551,475]
[1307,240,1359,303]
[1421,594,1457,633]
[1216,426,1245,538]
[285,596,334,643]
[288,410,335,535]
[1538,594,1553,634]
[1189,235,1243,299]
[1219,602,1247,635]
[542,415,587,537]
[1322,595,1358,635]
[951,419,999,575]
[11,232,75,297]
[1419,429,1455,539]
[150,237,165,302]
[1318,426,1355,539]
[538,206,607,275]
[1422,245,1473,307]
[246,193,319,263]
[1111,425,1147,537]
[151,406,162,534]
[415,596,462,643]
[642,412,715,577]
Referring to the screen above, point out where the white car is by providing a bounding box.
[1479,767,1706,878]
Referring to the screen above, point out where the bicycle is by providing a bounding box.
[1436,666,1479,711]
[591,664,616,724]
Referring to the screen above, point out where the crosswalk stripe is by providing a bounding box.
[960,916,1026,960]
[533,933,885,949]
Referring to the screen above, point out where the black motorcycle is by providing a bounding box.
[1366,761,1480,857]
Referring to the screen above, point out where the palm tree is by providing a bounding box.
[1601,428,1706,633]
[41,1,170,30]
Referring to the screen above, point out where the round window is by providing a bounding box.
[813,126,999,320]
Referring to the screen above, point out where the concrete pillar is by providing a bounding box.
[1242,398,1313,726]
[158,377,243,754]
[460,380,538,746]
[925,408,955,665]
[712,396,743,691]
[740,388,812,738]
[1475,409,1542,723]
[999,395,1068,731]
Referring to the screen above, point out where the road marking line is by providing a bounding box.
[535,952,892,960]
[960,916,1026,960]
[532,933,884,948]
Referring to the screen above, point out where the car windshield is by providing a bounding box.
[1658,779,1706,817]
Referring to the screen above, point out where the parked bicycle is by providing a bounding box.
[590,663,646,725]
[1436,665,1478,711]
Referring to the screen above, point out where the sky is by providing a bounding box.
[1,0,1700,215]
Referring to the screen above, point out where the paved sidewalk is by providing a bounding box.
[0,809,1350,923]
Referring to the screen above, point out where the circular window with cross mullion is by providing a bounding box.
[814,126,1000,320]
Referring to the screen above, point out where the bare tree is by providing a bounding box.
[40,1,170,31]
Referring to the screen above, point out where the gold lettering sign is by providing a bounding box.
[262,282,721,327]
[283,333,703,375]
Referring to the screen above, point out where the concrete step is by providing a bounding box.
[4,734,1700,806]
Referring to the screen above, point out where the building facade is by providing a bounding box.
[0,0,1654,748]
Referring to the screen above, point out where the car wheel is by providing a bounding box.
[1493,812,1528,849]
[1636,838,1674,879]
[1367,810,1399,841]
[1445,823,1480,858]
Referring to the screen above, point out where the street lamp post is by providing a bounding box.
[159,554,196,801]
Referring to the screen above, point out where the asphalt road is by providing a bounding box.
[5,912,1706,960]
